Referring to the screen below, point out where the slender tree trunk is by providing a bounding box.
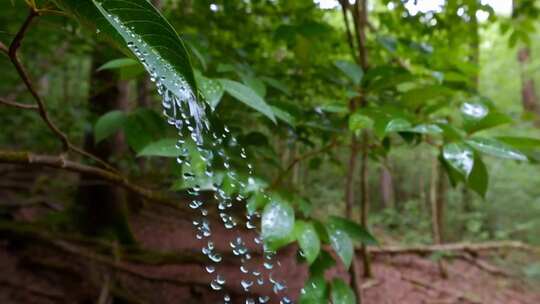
[518,48,539,118]
[344,134,361,300]
[379,161,394,209]
[345,137,358,219]
[359,130,371,278]
[430,156,448,278]
[75,50,135,245]
[514,0,539,123]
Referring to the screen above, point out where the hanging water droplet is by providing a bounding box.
[241,280,254,292]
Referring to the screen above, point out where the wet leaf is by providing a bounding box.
[294,221,321,264]
[299,274,327,304]
[466,137,528,161]
[220,79,276,123]
[326,225,354,269]
[408,124,443,135]
[331,279,356,304]
[442,143,475,178]
[195,72,224,110]
[94,110,126,143]
[55,0,198,99]
[261,199,295,248]
[328,216,378,245]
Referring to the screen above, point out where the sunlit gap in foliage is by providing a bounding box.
[95,2,291,303]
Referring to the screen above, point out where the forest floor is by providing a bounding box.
[0,167,539,303]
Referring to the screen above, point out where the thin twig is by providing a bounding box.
[6,9,118,173]
[0,96,39,110]
[270,139,338,188]
[0,41,8,55]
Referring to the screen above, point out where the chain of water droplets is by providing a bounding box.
[100,6,291,302]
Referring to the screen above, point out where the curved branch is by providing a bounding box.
[0,150,183,211]
[0,96,39,110]
[5,9,118,173]
[269,139,338,189]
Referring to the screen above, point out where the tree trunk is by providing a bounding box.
[75,50,135,245]
[514,0,539,122]
[379,162,394,209]
[430,156,448,278]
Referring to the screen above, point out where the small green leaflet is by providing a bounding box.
[97,58,138,71]
[195,71,224,110]
[331,279,356,304]
[94,110,126,143]
[442,143,475,178]
[334,60,363,85]
[466,137,528,161]
[137,138,180,157]
[299,274,327,304]
[261,199,295,249]
[294,221,321,265]
[220,79,276,123]
[326,226,354,269]
[327,216,378,245]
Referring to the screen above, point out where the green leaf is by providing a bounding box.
[467,153,488,198]
[299,274,327,304]
[349,113,373,132]
[94,110,126,143]
[195,72,224,110]
[442,143,475,178]
[466,137,528,161]
[137,138,180,157]
[272,106,296,126]
[246,192,270,215]
[326,225,354,268]
[331,279,356,304]
[261,76,291,95]
[496,136,540,150]
[408,124,443,135]
[124,109,164,152]
[294,221,321,265]
[220,79,276,123]
[261,199,295,249]
[385,118,412,133]
[241,74,267,98]
[466,112,513,134]
[97,58,138,71]
[70,0,199,99]
[461,102,512,133]
[328,216,378,245]
[310,250,336,276]
[401,85,453,109]
[335,60,363,85]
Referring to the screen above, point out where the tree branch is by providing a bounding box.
[367,241,540,256]
[0,150,184,211]
[270,139,338,189]
[5,9,118,173]
[0,96,39,110]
